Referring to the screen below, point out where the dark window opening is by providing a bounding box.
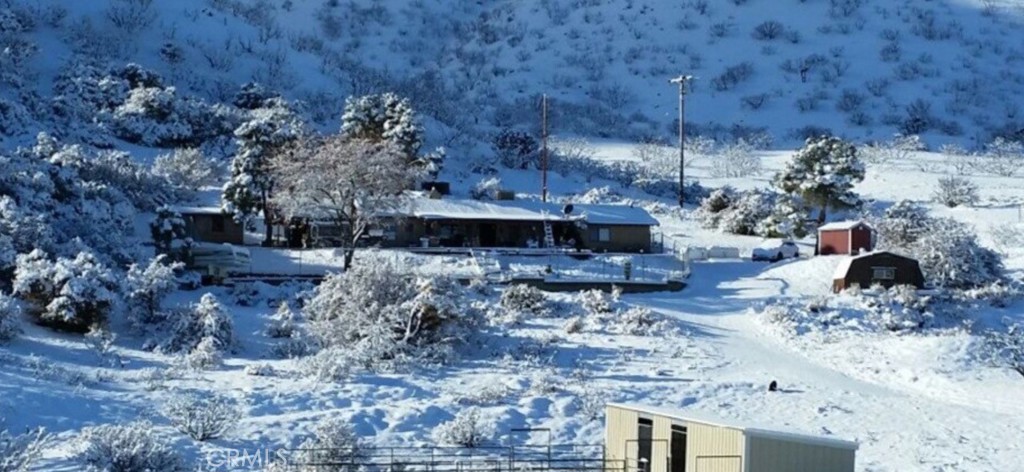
[638,418,653,472]
[211,216,225,233]
[671,425,687,472]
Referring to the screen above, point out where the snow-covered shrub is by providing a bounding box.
[912,224,1003,289]
[577,288,620,317]
[983,323,1024,377]
[162,391,241,441]
[470,177,502,200]
[612,306,669,336]
[492,129,537,169]
[106,87,193,146]
[294,417,364,470]
[865,285,933,332]
[711,61,755,91]
[989,223,1024,255]
[709,140,761,178]
[70,149,176,211]
[266,301,299,338]
[432,408,494,447]
[151,148,220,194]
[184,336,223,370]
[125,256,182,328]
[341,93,423,161]
[78,421,186,472]
[717,189,775,235]
[455,383,512,406]
[13,250,121,333]
[161,293,234,355]
[860,134,923,166]
[85,326,120,367]
[872,200,932,248]
[0,423,47,472]
[0,293,22,343]
[244,363,274,376]
[978,137,1023,177]
[693,183,731,217]
[500,284,548,316]
[105,0,157,35]
[573,386,606,421]
[563,316,585,334]
[230,281,273,307]
[305,265,478,373]
[932,175,979,208]
[757,193,812,238]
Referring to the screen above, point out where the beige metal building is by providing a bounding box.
[605,403,857,472]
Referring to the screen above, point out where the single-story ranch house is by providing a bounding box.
[366,194,660,253]
[173,206,245,245]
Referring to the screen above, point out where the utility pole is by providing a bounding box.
[669,75,693,207]
[541,94,549,203]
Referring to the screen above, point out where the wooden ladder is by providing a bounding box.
[543,219,556,248]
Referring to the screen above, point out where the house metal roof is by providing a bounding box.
[832,250,916,279]
[818,220,870,231]
[607,402,859,450]
[394,195,660,226]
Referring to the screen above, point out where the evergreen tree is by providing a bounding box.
[222,99,302,245]
[340,93,424,162]
[773,136,865,225]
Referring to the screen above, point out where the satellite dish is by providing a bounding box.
[562,204,574,215]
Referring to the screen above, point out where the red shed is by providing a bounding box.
[817,220,873,256]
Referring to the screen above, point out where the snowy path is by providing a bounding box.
[635,261,1024,471]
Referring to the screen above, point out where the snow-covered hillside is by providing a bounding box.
[4,0,1024,152]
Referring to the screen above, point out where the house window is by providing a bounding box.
[637,418,653,472]
[594,227,611,242]
[872,267,896,280]
[211,216,225,233]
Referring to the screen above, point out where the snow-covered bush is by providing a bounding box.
[432,407,494,448]
[573,386,607,421]
[612,306,670,336]
[500,284,548,317]
[860,134,923,166]
[932,175,979,208]
[492,129,537,169]
[244,363,274,376]
[341,93,423,161]
[151,148,220,194]
[13,250,121,333]
[161,391,241,441]
[717,189,775,235]
[978,137,1023,177]
[184,336,223,370]
[304,264,478,373]
[695,187,736,229]
[563,315,585,334]
[161,293,234,355]
[757,192,812,238]
[470,177,502,200]
[872,200,931,248]
[85,326,120,367]
[295,417,364,469]
[865,285,933,332]
[125,256,182,328]
[577,288,619,317]
[0,423,47,472]
[709,140,761,178]
[983,323,1024,378]
[266,301,299,338]
[78,421,186,472]
[910,220,1003,289]
[989,223,1024,255]
[0,293,22,343]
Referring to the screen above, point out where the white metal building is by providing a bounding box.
[605,403,857,472]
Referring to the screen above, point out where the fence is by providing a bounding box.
[272,444,625,472]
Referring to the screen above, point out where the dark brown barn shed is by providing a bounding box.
[832,251,924,293]
[818,221,873,255]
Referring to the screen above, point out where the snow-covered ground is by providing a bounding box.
[3,139,1023,471]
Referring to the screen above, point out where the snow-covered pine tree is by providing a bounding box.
[774,136,865,225]
[340,93,424,162]
[125,255,183,328]
[222,99,302,245]
[151,148,219,194]
[757,192,812,238]
[150,206,188,258]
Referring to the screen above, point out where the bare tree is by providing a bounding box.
[271,137,415,269]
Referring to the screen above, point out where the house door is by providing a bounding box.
[479,223,497,247]
[671,425,687,472]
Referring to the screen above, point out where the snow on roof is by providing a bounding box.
[395,196,659,226]
[169,205,225,215]
[831,250,913,279]
[818,220,870,231]
[607,403,859,450]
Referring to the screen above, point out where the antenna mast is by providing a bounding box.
[541,94,549,203]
